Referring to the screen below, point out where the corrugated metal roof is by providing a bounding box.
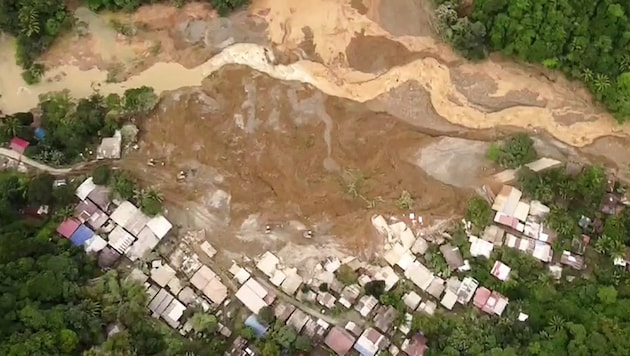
[108,226,135,254]
[70,224,95,246]
[110,201,139,227]
[146,215,172,239]
[57,218,80,238]
[75,177,97,201]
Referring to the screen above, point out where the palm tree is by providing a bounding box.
[548,315,566,332]
[621,54,630,72]
[145,187,164,203]
[579,68,594,83]
[1,116,20,139]
[18,6,40,37]
[593,73,611,93]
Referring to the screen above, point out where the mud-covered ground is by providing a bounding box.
[2,0,630,270]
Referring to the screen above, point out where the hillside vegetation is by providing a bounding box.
[435,0,630,122]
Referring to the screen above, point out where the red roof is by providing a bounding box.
[9,137,29,154]
[56,218,81,238]
[403,334,428,356]
[473,287,491,309]
[324,327,356,355]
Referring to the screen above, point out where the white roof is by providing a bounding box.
[84,235,107,253]
[146,215,172,239]
[97,131,122,160]
[374,266,400,291]
[203,278,228,304]
[404,261,434,291]
[280,271,303,295]
[108,226,136,254]
[236,280,268,314]
[270,270,287,286]
[504,233,518,248]
[256,251,280,277]
[383,243,406,266]
[371,215,392,239]
[411,237,429,255]
[110,201,139,227]
[125,227,160,261]
[151,264,177,288]
[491,261,511,281]
[396,251,416,271]
[76,177,97,200]
[355,329,381,356]
[403,291,421,310]
[440,289,457,310]
[514,201,530,221]
[389,221,416,249]
[532,242,552,262]
[200,241,217,258]
[456,277,479,304]
[469,236,494,258]
[529,200,550,217]
[244,278,268,299]
[165,299,186,321]
[229,264,251,284]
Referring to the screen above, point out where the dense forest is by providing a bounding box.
[0,169,227,355]
[0,0,247,81]
[435,0,630,122]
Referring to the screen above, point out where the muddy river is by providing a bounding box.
[1,0,629,266]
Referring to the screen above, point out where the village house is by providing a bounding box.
[473,287,509,316]
[286,308,310,333]
[345,321,363,337]
[325,326,356,356]
[355,295,379,317]
[354,327,389,356]
[339,284,361,308]
[405,261,435,291]
[236,278,272,314]
[400,333,428,356]
[491,261,511,281]
[373,305,398,333]
[403,291,422,311]
[374,266,400,291]
[274,302,296,323]
[256,251,280,278]
[97,130,122,160]
[469,235,494,259]
[455,277,479,305]
[560,250,586,270]
[482,225,505,246]
[439,244,465,271]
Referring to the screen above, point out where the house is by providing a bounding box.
[411,236,429,255]
[494,212,523,231]
[97,131,122,159]
[455,277,479,305]
[354,328,388,356]
[374,266,400,291]
[229,263,251,285]
[405,261,435,290]
[481,225,505,246]
[235,278,269,314]
[491,261,511,281]
[256,251,280,278]
[355,295,379,317]
[148,288,174,318]
[440,289,457,310]
[57,218,81,239]
[601,193,622,215]
[9,137,29,154]
[84,235,107,253]
[469,236,494,258]
[177,287,197,305]
[373,305,397,333]
[473,287,508,316]
[286,308,310,332]
[345,321,363,337]
[403,291,422,310]
[280,270,303,295]
[401,333,427,356]
[162,298,186,328]
[439,244,465,271]
[571,235,589,255]
[88,185,112,211]
[123,209,151,237]
[528,200,550,217]
[108,226,136,254]
[325,326,356,356]
[151,263,177,288]
[126,227,160,261]
[98,247,122,268]
[190,265,228,304]
[200,241,217,258]
[389,221,416,249]
[317,292,337,309]
[491,185,523,216]
[145,214,171,238]
[74,200,109,230]
[426,277,445,299]
[70,224,96,247]
[339,284,361,308]
[270,270,287,287]
[383,243,406,267]
[274,302,296,323]
[560,250,585,270]
[110,201,139,227]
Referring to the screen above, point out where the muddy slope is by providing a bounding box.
[121,66,466,255]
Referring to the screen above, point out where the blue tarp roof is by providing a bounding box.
[70,224,94,246]
[245,315,268,338]
[34,127,45,140]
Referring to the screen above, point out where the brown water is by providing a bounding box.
[1,0,629,259]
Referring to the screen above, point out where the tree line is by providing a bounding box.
[435,0,630,122]
[0,0,248,82]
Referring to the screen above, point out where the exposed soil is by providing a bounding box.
[345,33,427,74]
[363,0,436,37]
[120,66,466,258]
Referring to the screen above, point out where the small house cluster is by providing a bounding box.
[55,177,173,268]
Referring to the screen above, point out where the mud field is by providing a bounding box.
[2,0,630,266]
